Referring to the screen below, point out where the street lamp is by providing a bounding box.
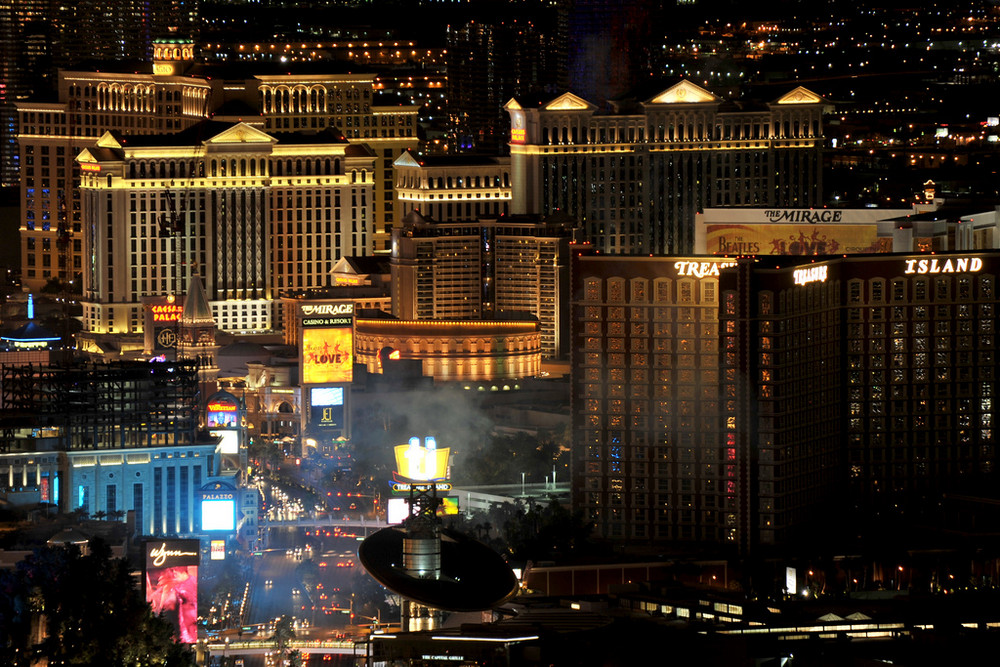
[521,472,526,497]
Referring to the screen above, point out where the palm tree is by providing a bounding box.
[272,615,295,664]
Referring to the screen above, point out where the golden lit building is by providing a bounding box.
[390,211,578,359]
[254,74,419,252]
[18,42,211,291]
[392,150,512,223]
[279,257,392,348]
[696,202,1000,256]
[506,82,827,255]
[17,40,419,291]
[354,319,541,382]
[75,121,375,337]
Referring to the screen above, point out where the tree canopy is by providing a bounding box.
[452,430,568,488]
[445,499,596,562]
[0,538,196,667]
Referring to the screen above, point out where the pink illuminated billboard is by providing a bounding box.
[144,539,199,644]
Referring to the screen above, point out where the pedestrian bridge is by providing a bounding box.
[205,638,363,656]
[265,516,389,530]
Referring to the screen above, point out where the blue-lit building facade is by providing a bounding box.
[0,359,247,538]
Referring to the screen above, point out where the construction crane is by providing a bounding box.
[54,192,73,344]
[157,188,187,297]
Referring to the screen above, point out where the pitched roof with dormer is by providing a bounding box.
[644,80,720,106]
[504,92,598,112]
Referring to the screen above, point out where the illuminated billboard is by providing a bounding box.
[202,500,236,530]
[145,539,199,644]
[211,430,239,455]
[387,496,457,524]
[393,436,450,482]
[200,483,237,532]
[302,321,353,384]
[310,386,344,429]
[143,295,183,352]
[206,393,240,429]
[210,540,226,561]
[705,224,889,256]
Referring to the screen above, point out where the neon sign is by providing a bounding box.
[793,265,828,286]
[904,257,983,275]
[301,303,354,316]
[151,304,183,322]
[674,260,737,278]
[148,542,198,568]
[764,209,844,223]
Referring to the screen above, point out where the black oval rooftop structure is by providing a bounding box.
[359,526,518,612]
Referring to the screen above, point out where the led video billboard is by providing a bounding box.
[210,430,239,455]
[200,483,237,532]
[387,496,458,524]
[145,539,199,644]
[393,437,450,481]
[202,499,236,531]
[310,386,344,429]
[206,394,239,428]
[302,325,353,384]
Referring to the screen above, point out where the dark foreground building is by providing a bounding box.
[0,359,219,535]
[572,248,999,554]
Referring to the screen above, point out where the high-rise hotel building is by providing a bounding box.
[76,122,375,337]
[572,249,998,553]
[507,81,825,255]
[392,150,512,223]
[391,212,578,359]
[17,41,419,292]
[572,252,735,545]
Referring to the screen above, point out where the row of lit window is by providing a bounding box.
[849,304,988,324]
[848,275,994,303]
[581,305,715,322]
[583,277,717,305]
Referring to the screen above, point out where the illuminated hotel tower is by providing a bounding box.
[392,150,512,223]
[572,248,1000,553]
[1,0,201,187]
[75,122,375,339]
[390,211,577,359]
[17,43,419,292]
[506,82,826,255]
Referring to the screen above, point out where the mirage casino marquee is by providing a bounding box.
[298,300,354,449]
